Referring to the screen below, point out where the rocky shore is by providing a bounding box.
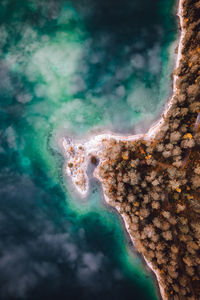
[62,0,200,299]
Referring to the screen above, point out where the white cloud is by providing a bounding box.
[147,44,161,74]
[5,127,17,150]
[131,54,145,69]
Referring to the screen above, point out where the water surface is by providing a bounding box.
[0,0,177,299]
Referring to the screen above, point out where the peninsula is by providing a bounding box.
[62,0,200,298]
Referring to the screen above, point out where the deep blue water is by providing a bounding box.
[0,0,177,299]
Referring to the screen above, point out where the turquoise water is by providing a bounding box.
[0,0,177,299]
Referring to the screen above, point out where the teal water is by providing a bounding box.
[0,0,177,299]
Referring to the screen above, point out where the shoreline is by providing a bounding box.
[61,0,184,198]
[62,1,183,298]
[62,0,200,299]
[94,170,165,300]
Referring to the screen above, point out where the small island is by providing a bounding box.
[62,0,200,299]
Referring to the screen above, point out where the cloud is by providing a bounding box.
[82,252,104,272]
[77,252,106,289]
[16,93,33,104]
[4,127,17,150]
[0,245,58,298]
[0,172,112,299]
[0,61,13,97]
[131,54,145,70]
[0,25,8,49]
[147,44,161,74]
[127,83,155,113]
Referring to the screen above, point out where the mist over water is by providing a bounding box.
[0,0,177,299]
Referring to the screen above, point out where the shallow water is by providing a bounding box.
[0,0,177,299]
